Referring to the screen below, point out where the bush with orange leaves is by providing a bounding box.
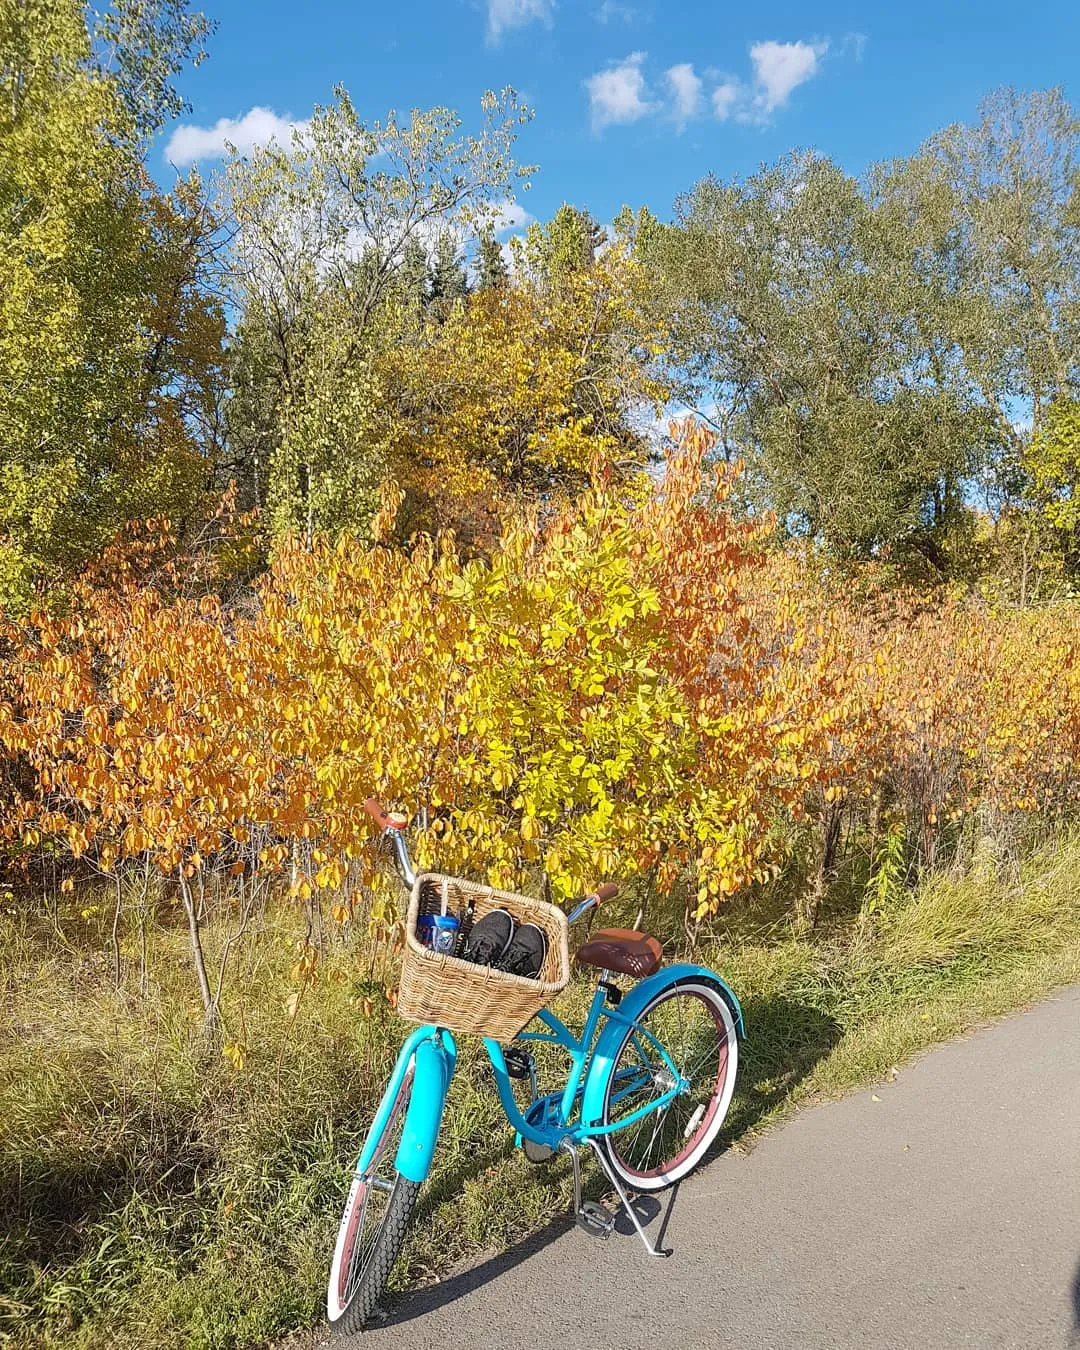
[2,423,1080,1013]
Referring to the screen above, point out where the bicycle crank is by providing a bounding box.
[523,1136,555,1163]
[521,1097,555,1163]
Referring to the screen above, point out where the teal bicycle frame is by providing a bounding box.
[360,962,743,1193]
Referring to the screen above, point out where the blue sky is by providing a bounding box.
[161,0,1080,231]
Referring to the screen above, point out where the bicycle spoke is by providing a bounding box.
[602,985,732,1182]
[337,1068,412,1310]
[344,1181,374,1303]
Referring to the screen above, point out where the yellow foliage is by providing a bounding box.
[381,246,666,541]
[3,423,1080,922]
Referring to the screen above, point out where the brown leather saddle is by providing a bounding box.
[576,927,663,980]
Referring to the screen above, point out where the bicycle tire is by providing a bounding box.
[597,976,738,1192]
[326,1068,420,1334]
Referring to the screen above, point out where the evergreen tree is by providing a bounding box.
[476,229,509,289]
[428,232,469,318]
[398,236,430,310]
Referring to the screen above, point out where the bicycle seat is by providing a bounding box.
[576,928,662,979]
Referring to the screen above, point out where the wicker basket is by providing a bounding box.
[397,873,570,1039]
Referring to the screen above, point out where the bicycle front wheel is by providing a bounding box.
[326,1064,419,1334]
[598,977,738,1192]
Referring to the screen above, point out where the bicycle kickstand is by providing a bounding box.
[584,1138,671,1258]
[560,1138,670,1258]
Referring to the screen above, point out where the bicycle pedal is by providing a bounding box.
[575,1201,616,1239]
[503,1047,533,1080]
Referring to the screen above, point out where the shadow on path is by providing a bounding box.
[381,1180,678,1327]
[719,994,842,1143]
[377,1214,577,1328]
[373,993,841,1331]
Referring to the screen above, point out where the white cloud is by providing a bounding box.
[587,37,836,135]
[487,0,554,42]
[489,200,533,233]
[712,80,740,121]
[665,62,703,129]
[747,39,828,117]
[586,52,652,131]
[842,31,868,61]
[595,0,638,22]
[165,107,307,166]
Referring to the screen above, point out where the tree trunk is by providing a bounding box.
[179,866,215,1030]
[798,804,842,931]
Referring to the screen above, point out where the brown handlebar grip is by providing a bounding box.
[364,798,406,830]
[595,882,619,902]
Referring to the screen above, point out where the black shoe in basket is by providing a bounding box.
[460,909,515,966]
[497,922,547,979]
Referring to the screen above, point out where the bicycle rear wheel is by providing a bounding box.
[326,1064,419,1334]
[598,977,737,1192]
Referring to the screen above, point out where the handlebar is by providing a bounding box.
[365,796,618,919]
[365,798,415,887]
[364,798,407,831]
[567,881,619,924]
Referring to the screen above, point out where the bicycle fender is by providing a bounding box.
[580,964,744,1130]
[394,1028,457,1184]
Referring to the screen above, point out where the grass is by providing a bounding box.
[4,832,1080,1349]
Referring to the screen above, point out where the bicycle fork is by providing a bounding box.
[559,1138,670,1258]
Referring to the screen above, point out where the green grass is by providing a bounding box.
[4,833,1080,1349]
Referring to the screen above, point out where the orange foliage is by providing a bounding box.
[2,424,1079,924]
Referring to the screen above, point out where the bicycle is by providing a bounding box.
[326,800,744,1333]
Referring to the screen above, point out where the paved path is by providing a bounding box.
[344,987,1080,1350]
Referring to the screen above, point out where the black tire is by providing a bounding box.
[327,1173,419,1334]
[326,1066,420,1333]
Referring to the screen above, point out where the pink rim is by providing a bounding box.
[606,987,730,1182]
[336,1067,413,1306]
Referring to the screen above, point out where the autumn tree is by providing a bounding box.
[382,240,667,542]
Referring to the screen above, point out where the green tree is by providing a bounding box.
[0,0,218,608]
[475,228,508,289]
[1024,399,1080,570]
[399,236,431,310]
[519,204,606,282]
[427,231,469,318]
[644,152,994,571]
[875,88,1080,455]
[220,87,533,542]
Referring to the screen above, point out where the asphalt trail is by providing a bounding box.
[338,987,1080,1350]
